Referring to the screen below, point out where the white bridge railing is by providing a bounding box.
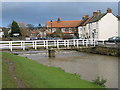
[0,39,117,51]
[0,39,98,51]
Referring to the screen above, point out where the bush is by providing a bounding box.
[92,76,107,87]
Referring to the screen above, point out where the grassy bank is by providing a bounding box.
[2,52,103,88]
[0,52,2,89]
[2,61,18,88]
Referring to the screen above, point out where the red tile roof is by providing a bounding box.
[46,20,82,28]
[46,32,52,34]
[46,32,74,34]
[63,32,74,34]
[30,30,38,34]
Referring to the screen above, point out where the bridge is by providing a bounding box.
[0,39,118,51]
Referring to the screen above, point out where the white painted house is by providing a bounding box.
[0,28,4,38]
[78,8,118,40]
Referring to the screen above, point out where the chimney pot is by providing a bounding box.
[82,15,89,20]
[97,10,101,16]
[107,8,112,13]
[57,17,60,22]
[93,12,97,16]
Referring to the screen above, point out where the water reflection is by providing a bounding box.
[19,50,118,88]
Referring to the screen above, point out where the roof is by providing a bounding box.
[116,16,120,20]
[46,32,74,35]
[82,16,94,26]
[46,20,82,28]
[79,18,88,26]
[30,30,38,34]
[89,13,107,23]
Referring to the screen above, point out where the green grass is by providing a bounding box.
[0,52,2,89]
[2,61,18,88]
[2,52,103,88]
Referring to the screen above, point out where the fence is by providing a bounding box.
[0,39,118,51]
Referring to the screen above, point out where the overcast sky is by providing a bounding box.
[2,2,118,27]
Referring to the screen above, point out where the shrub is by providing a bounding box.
[92,76,107,87]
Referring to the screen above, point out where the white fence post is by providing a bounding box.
[86,39,88,47]
[21,42,23,48]
[43,40,46,47]
[9,42,11,49]
[10,41,12,51]
[46,40,48,49]
[35,41,37,50]
[82,40,84,46]
[67,40,69,48]
[64,40,66,47]
[23,42,25,50]
[103,40,104,47]
[77,40,79,48]
[94,40,96,47]
[57,40,59,48]
[33,41,35,48]
[73,40,76,46]
[54,40,56,47]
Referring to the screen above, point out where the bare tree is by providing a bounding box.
[18,22,28,37]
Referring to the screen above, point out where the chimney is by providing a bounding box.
[57,17,60,23]
[85,14,89,18]
[82,15,89,20]
[97,10,101,16]
[107,8,112,13]
[93,12,97,16]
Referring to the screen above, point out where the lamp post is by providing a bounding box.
[50,20,52,33]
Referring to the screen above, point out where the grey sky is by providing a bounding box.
[2,2,118,27]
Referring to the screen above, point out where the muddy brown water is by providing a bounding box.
[17,50,118,88]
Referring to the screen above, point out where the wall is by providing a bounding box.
[78,26,82,38]
[98,13,118,40]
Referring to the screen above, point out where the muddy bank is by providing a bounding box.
[76,46,120,57]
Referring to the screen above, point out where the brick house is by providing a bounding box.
[46,18,82,39]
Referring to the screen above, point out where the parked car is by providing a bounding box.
[38,38,46,40]
[47,37,62,40]
[53,37,62,40]
[12,33,20,37]
[30,37,38,40]
[108,36,120,42]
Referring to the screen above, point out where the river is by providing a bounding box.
[18,50,118,88]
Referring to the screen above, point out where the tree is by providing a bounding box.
[18,22,28,36]
[37,24,42,29]
[11,21,21,36]
[26,24,34,30]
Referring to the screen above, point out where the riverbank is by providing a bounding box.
[76,46,120,57]
[2,52,103,88]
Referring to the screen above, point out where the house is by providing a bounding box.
[78,15,94,39]
[117,16,120,36]
[78,8,118,40]
[28,29,46,40]
[0,27,4,38]
[46,18,83,39]
[28,30,39,40]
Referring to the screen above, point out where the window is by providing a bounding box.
[61,28,65,32]
[69,28,72,32]
[52,28,56,33]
